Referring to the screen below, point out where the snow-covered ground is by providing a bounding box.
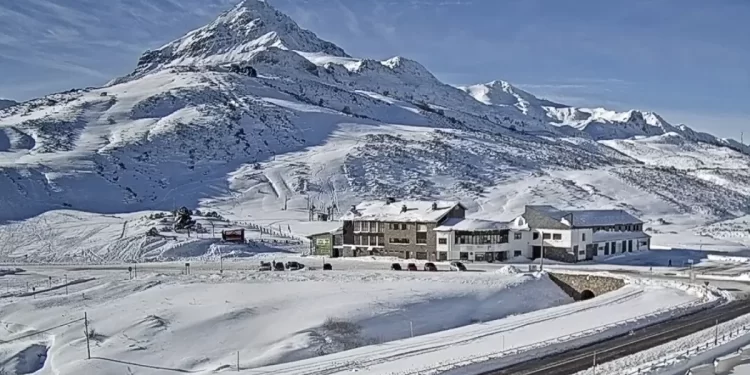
[0,261,710,375]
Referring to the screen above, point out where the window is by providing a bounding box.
[459,252,469,260]
[416,232,427,244]
[438,238,447,245]
[574,245,581,255]
[582,233,586,241]
[416,252,427,260]
[417,224,428,232]
[514,250,522,257]
[543,233,551,240]
[533,232,540,240]
[514,232,522,240]
[438,252,447,261]
[401,223,408,230]
[552,233,562,240]
[354,221,361,231]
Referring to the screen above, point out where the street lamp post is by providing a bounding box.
[539,231,545,272]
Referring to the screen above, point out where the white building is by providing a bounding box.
[522,205,650,262]
[434,217,531,262]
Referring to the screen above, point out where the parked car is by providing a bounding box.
[390,263,403,271]
[423,262,438,272]
[258,261,272,271]
[449,261,467,271]
[273,262,285,271]
[406,263,418,271]
[323,263,333,270]
[286,261,305,271]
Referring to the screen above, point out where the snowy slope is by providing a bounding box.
[1,0,750,259]
[0,264,702,375]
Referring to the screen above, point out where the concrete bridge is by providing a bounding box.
[548,272,625,300]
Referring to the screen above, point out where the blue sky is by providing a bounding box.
[0,0,747,139]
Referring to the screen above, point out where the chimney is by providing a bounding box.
[350,205,357,213]
[386,197,396,204]
[431,202,438,211]
[400,204,407,213]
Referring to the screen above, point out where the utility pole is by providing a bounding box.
[65,274,68,295]
[592,351,597,374]
[220,255,224,273]
[715,319,719,345]
[237,351,240,372]
[84,312,91,359]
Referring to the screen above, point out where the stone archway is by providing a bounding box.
[580,289,595,300]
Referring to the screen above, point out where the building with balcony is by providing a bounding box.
[434,217,531,262]
[522,205,650,262]
[338,199,466,260]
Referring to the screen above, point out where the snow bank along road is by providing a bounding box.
[244,281,704,375]
[0,264,708,375]
[483,298,750,375]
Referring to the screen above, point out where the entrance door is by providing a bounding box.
[532,246,542,259]
[628,240,633,252]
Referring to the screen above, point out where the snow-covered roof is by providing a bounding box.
[339,200,462,222]
[529,205,642,227]
[592,230,650,242]
[434,218,510,232]
[298,222,343,237]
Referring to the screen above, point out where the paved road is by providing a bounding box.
[479,299,750,375]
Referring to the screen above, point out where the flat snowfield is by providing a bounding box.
[0,266,700,375]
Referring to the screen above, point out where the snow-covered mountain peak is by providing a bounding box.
[127,0,348,78]
[459,80,557,119]
[379,56,440,82]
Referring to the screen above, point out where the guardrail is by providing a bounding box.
[406,288,721,374]
[625,321,750,374]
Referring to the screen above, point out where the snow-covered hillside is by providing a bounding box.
[1,0,749,259]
